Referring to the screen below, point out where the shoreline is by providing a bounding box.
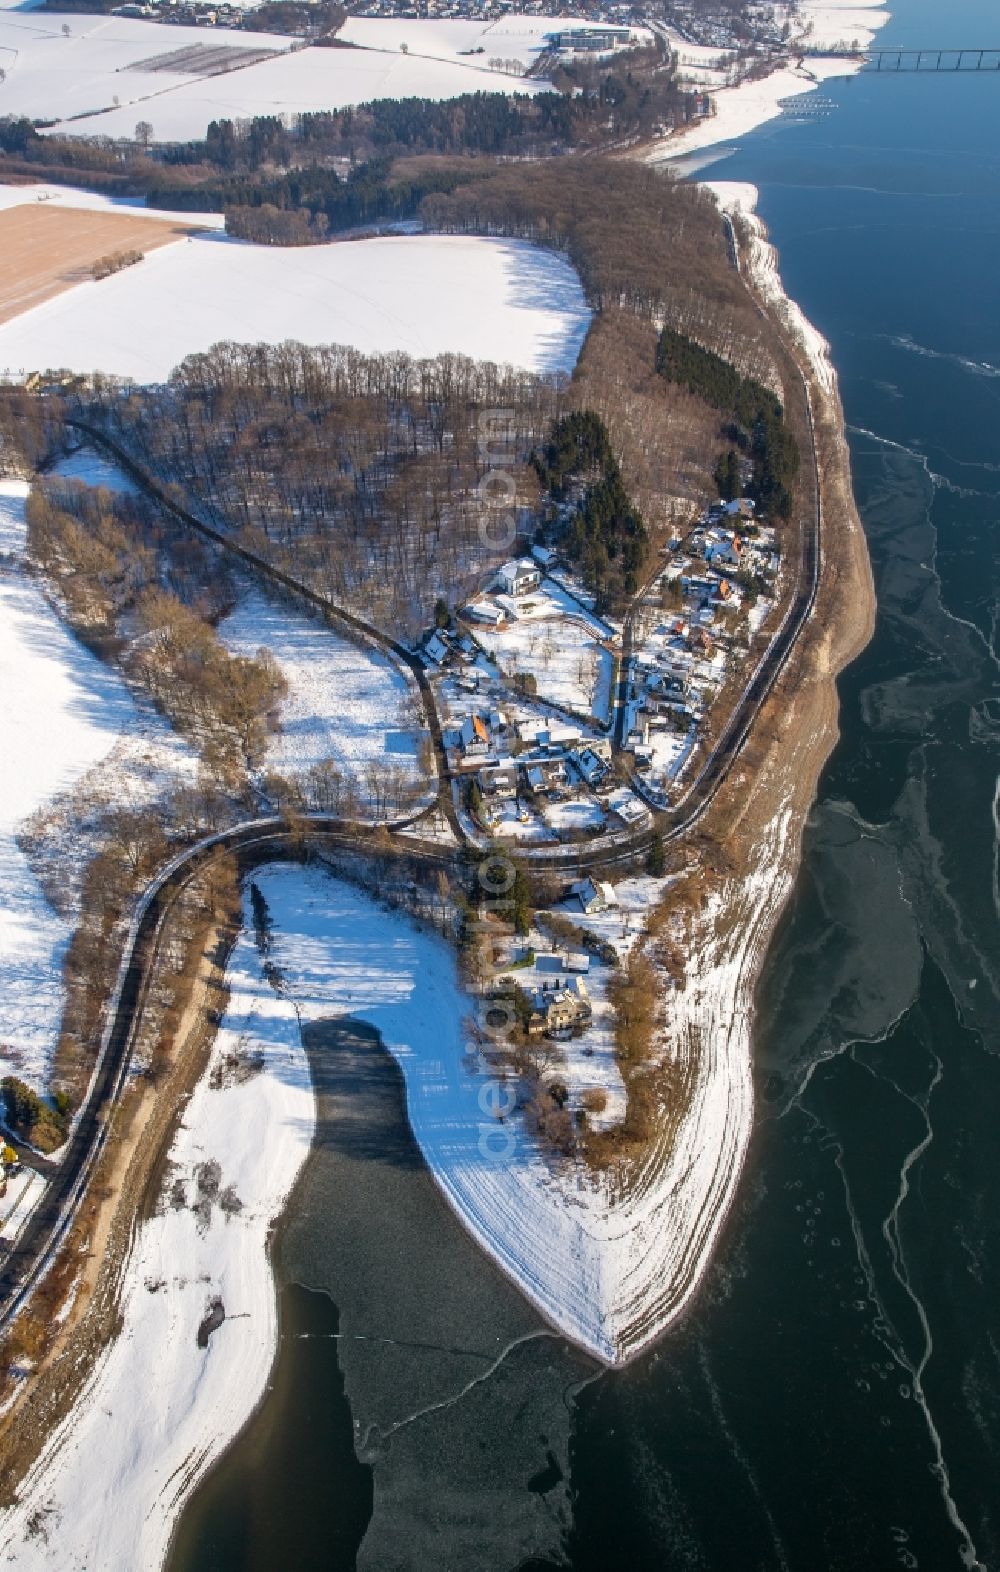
[630,179,878,1339]
[524,180,878,1363]
[646,0,891,166]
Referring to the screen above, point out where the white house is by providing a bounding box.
[465,599,506,627]
[496,559,541,596]
[424,631,450,665]
[546,722,583,749]
[571,877,617,916]
[564,952,591,974]
[706,536,742,569]
[526,764,547,794]
[574,746,609,787]
[606,788,649,828]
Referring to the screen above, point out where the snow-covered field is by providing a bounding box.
[0,8,549,143]
[0,231,591,381]
[217,589,428,811]
[0,1167,47,1246]
[540,796,604,833]
[0,10,294,127]
[0,478,139,1090]
[0,474,195,1094]
[27,19,544,143]
[9,10,647,144]
[649,0,889,162]
[485,578,614,719]
[49,443,136,493]
[492,619,602,718]
[793,0,889,52]
[74,45,546,143]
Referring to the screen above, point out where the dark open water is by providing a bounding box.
[171,1,1000,1565]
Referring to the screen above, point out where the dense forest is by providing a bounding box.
[421,159,788,528]
[533,411,647,605]
[209,155,483,240]
[656,325,799,517]
[83,344,562,634]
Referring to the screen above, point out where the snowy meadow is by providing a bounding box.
[0,230,591,381]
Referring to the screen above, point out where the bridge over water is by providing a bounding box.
[860,46,1000,72]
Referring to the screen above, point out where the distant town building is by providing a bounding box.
[549,25,634,51]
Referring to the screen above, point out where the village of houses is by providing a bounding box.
[421,492,782,846]
[413,493,780,1116]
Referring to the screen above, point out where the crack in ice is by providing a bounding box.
[356,1329,561,1452]
[802,1048,986,1571]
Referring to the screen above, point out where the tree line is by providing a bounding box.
[85,342,564,636]
[0,39,695,212]
[27,481,284,777]
[91,248,143,281]
[656,324,799,518]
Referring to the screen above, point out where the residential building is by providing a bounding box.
[496,559,541,596]
[572,877,617,915]
[544,978,592,1033]
[531,544,557,569]
[464,598,506,627]
[460,713,491,756]
[478,763,518,799]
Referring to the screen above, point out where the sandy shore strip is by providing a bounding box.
[0,887,316,1572]
[647,0,891,163]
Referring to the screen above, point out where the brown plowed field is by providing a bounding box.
[0,205,194,326]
